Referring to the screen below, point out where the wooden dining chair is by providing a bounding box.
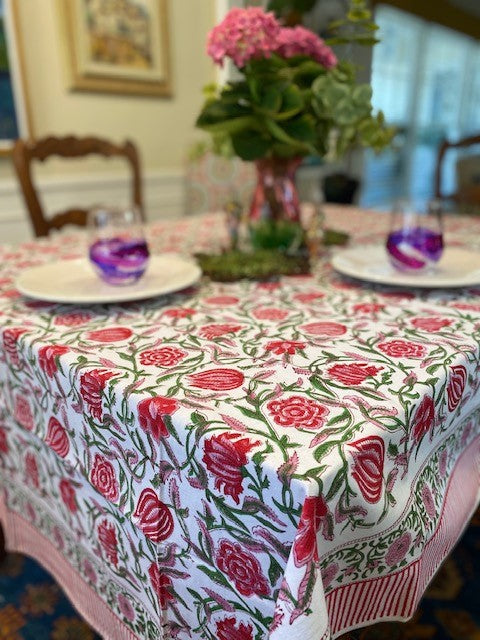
[12,135,144,237]
[434,133,480,213]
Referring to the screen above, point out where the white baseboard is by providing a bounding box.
[0,168,185,245]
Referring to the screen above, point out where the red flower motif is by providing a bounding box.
[14,395,34,431]
[25,503,36,523]
[25,452,39,489]
[137,396,179,440]
[205,296,240,306]
[3,327,27,366]
[257,281,281,291]
[54,312,91,327]
[45,416,70,458]
[89,453,119,503]
[321,562,339,589]
[0,428,8,454]
[23,300,54,310]
[439,449,448,477]
[411,317,452,332]
[378,340,426,359]
[52,526,63,551]
[163,308,196,318]
[266,340,306,355]
[80,369,115,420]
[451,302,480,312]
[253,308,289,321]
[421,484,436,519]
[83,558,97,585]
[293,292,325,303]
[301,321,347,337]
[97,519,119,567]
[38,345,69,378]
[133,488,174,543]
[86,327,133,342]
[380,290,415,301]
[59,478,77,513]
[293,495,328,567]
[139,347,186,367]
[148,563,175,608]
[447,365,467,412]
[353,303,385,314]
[267,395,328,430]
[385,532,411,566]
[203,432,260,504]
[328,362,383,385]
[199,324,242,339]
[411,395,435,442]
[349,436,385,503]
[188,368,244,391]
[117,594,135,622]
[216,617,254,640]
[2,289,20,299]
[216,539,270,597]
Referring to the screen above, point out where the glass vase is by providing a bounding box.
[248,156,303,251]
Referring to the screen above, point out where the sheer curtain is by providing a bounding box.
[361,4,480,208]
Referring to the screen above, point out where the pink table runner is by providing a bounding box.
[0,206,479,640]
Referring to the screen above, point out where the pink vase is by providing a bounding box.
[249,156,302,223]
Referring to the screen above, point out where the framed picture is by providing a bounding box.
[0,0,31,154]
[59,0,172,97]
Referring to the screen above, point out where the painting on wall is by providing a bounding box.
[60,0,171,96]
[0,0,30,153]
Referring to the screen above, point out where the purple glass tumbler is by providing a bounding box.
[88,208,150,285]
[386,200,444,272]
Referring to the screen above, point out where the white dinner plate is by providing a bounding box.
[16,254,202,304]
[331,244,480,288]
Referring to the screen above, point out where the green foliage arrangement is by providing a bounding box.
[196,0,395,163]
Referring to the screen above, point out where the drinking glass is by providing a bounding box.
[386,199,444,272]
[88,207,150,285]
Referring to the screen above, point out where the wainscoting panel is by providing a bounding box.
[0,169,185,245]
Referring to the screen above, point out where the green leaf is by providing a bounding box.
[198,565,231,588]
[325,467,345,501]
[309,375,337,398]
[313,440,340,462]
[231,131,272,161]
[387,442,399,457]
[278,84,304,119]
[328,408,352,426]
[282,115,316,142]
[352,84,372,105]
[238,405,261,420]
[268,556,284,586]
[347,8,372,21]
[259,86,282,114]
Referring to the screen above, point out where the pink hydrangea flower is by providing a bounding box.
[275,26,337,68]
[207,7,280,68]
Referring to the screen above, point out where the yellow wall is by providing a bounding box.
[1,0,215,178]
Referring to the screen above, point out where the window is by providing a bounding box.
[361,5,480,208]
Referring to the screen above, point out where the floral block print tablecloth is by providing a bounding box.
[0,206,480,640]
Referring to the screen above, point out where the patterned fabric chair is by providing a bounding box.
[184,151,256,216]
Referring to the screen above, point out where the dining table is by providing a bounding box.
[0,204,479,640]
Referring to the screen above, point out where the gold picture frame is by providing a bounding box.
[59,0,172,97]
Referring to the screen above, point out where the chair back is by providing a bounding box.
[12,135,144,237]
[434,134,480,212]
[185,151,256,216]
